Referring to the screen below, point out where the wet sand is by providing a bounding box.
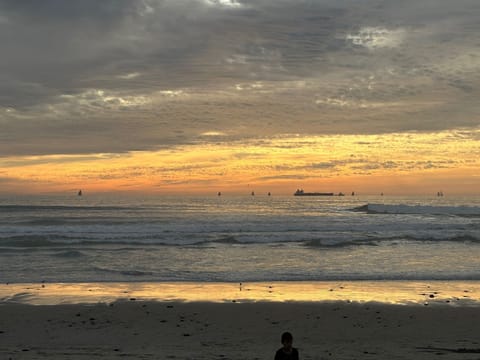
[1,281,479,305]
[1,281,479,359]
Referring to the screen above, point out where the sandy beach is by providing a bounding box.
[1,282,480,360]
[1,301,480,359]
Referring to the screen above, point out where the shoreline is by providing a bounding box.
[1,280,479,306]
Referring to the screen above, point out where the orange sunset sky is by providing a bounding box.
[0,0,479,195]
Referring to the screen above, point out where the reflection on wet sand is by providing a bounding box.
[1,281,479,306]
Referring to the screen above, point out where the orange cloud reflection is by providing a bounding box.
[1,281,479,306]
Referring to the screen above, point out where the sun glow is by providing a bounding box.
[1,129,478,195]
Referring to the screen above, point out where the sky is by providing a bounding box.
[0,0,479,195]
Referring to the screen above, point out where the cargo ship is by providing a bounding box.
[294,189,334,196]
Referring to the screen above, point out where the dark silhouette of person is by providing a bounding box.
[275,331,299,360]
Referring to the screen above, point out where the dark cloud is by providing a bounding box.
[1,0,479,156]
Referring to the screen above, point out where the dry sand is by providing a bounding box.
[1,300,479,360]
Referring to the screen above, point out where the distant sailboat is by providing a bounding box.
[78,190,82,196]
[268,192,271,196]
[251,191,255,196]
[218,192,222,196]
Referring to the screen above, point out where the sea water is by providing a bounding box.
[0,194,479,283]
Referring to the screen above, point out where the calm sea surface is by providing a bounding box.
[0,194,479,283]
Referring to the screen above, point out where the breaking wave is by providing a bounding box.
[52,250,87,258]
[304,234,480,248]
[353,204,480,216]
[93,266,154,277]
[0,234,245,248]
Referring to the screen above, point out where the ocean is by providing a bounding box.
[0,194,479,284]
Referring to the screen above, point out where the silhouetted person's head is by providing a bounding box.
[281,331,293,351]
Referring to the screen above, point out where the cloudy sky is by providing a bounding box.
[1,0,479,195]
